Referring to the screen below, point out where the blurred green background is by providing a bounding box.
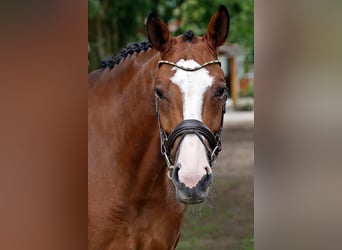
[88,0,253,71]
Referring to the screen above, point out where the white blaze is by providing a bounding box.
[170,59,214,188]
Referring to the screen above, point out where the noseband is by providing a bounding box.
[155,59,226,179]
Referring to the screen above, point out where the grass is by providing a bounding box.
[243,237,254,250]
[176,176,254,250]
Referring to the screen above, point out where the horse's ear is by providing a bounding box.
[146,13,171,52]
[205,5,230,50]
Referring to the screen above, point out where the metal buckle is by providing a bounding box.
[210,144,222,164]
[167,165,174,180]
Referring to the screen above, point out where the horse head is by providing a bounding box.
[147,6,230,204]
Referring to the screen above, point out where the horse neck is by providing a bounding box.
[89,49,172,202]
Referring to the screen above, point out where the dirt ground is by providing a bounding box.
[177,122,254,250]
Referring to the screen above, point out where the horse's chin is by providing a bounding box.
[171,172,212,205]
[175,187,208,205]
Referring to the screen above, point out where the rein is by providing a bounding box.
[155,59,226,179]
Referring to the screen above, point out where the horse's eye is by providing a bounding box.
[155,88,164,99]
[215,87,228,98]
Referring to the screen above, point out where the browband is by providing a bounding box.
[158,60,221,71]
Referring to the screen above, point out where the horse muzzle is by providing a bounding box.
[171,164,212,204]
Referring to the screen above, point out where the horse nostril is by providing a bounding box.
[172,163,181,182]
[172,163,187,189]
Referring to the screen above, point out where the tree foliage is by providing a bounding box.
[88,0,253,71]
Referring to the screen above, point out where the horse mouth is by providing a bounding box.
[175,188,207,204]
[171,166,212,205]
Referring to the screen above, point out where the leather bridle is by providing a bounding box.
[155,59,227,179]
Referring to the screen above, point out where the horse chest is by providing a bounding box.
[106,203,184,250]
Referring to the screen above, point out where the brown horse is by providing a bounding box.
[88,5,230,250]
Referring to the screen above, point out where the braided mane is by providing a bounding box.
[100,29,195,69]
[100,41,152,69]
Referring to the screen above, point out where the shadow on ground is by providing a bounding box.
[177,124,254,250]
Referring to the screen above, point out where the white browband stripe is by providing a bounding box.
[158,60,221,71]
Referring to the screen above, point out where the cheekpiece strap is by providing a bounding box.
[158,60,221,71]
